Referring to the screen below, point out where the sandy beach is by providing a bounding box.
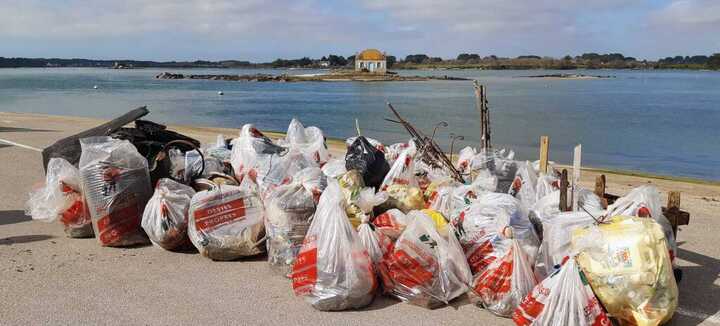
[1,111,719,325]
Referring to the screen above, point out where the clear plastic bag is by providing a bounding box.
[512,257,610,326]
[606,185,677,263]
[141,178,196,250]
[379,144,425,213]
[279,118,330,166]
[509,161,539,209]
[372,208,411,240]
[381,210,472,308]
[321,158,347,178]
[470,237,538,317]
[230,124,291,193]
[453,193,539,276]
[265,169,319,276]
[291,180,376,311]
[188,182,265,260]
[572,216,678,326]
[534,211,597,280]
[79,137,152,247]
[26,157,93,238]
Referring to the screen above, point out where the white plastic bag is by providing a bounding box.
[453,193,539,276]
[188,182,265,260]
[512,258,610,326]
[141,178,196,250]
[509,161,539,209]
[26,157,93,238]
[381,210,472,308]
[279,118,330,166]
[379,144,424,213]
[470,237,538,317]
[79,137,152,247]
[606,185,677,263]
[372,208,411,240]
[265,169,320,276]
[291,180,376,311]
[321,158,347,179]
[230,124,291,192]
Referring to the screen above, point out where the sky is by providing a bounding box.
[0,0,718,61]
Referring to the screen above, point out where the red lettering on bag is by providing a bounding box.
[387,249,434,288]
[194,198,246,231]
[96,204,141,245]
[467,240,496,274]
[292,247,318,295]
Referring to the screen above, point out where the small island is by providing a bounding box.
[520,73,616,79]
[155,70,469,82]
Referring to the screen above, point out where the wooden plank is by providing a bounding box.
[572,144,582,211]
[559,169,569,212]
[539,136,549,174]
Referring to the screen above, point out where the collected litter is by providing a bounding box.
[79,136,152,247]
[381,210,471,308]
[291,180,376,311]
[31,104,691,324]
[188,178,266,260]
[141,178,196,250]
[26,157,93,238]
[572,216,678,326]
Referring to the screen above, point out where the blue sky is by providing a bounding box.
[0,0,718,61]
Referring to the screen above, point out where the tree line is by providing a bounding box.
[2,52,719,70]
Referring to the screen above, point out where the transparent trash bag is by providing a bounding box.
[469,237,538,317]
[512,257,610,326]
[372,208,412,240]
[205,134,232,162]
[379,144,424,213]
[230,124,291,193]
[26,157,93,238]
[452,193,539,276]
[265,170,319,276]
[291,180,376,311]
[508,161,539,209]
[534,211,597,280]
[321,158,347,179]
[380,210,472,309]
[572,216,678,326]
[279,118,330,166]
[141,178,196,250]
[79,137,152,247]
[188,182,265,260]
[606,185,677,264]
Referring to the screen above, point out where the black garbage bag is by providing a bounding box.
[345,136,389,189]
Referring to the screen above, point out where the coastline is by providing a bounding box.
[1,110,717,186]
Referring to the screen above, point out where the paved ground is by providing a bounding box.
[1,112,719,325]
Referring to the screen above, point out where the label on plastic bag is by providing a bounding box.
[292,244,318,295]
[96,203,141,245]
[193,198,246,232]
[467,240,496,274]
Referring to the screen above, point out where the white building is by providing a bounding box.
[355,49,387,73]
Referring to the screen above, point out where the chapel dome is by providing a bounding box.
[357,49,385,61]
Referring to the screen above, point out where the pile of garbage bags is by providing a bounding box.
[25,117,681,324]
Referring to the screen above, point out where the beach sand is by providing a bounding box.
[1,111,719,325]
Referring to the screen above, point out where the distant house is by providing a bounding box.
[355,49,386,73]
[319,61,330,67]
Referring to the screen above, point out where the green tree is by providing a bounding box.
[708,53,720,70]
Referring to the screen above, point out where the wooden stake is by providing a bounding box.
[572,145,582,211]
[539,136,549,174]
[474,81,491,150]
[595,174,608,208]
[666,191,681,237]
[560,169,569,212]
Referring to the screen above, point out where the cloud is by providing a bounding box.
[650,0,720,27]
[643,0,720,56]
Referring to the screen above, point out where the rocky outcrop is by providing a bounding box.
[155,72,470,82]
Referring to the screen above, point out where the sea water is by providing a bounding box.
[0,68,718,180]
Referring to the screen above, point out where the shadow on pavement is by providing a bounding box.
[0,210,32,225]
[0,234,54,245]
[0,126,57,133]
[672,247,720,325]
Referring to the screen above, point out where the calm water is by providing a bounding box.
[1,68,718,180]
